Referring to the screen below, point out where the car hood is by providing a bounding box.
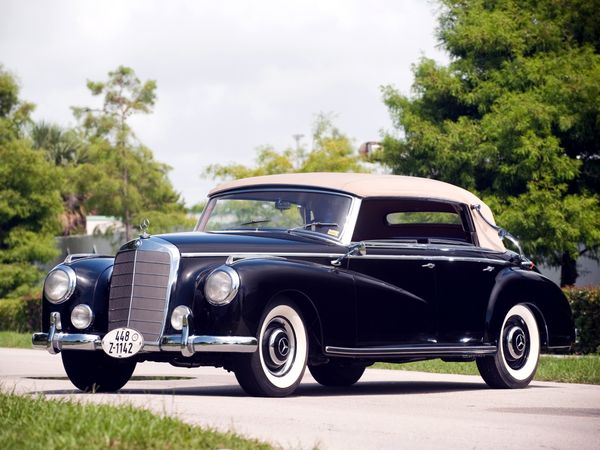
[154,232,345,255]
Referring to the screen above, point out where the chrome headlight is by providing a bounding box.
[171,305,192,331]
[71,304,93,329]
[44,266,76,304]
[204,266,240,306]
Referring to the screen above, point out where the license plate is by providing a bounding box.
[102,327,144,358]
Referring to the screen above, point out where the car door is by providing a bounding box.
[432,246,508,344]
[348,245,436,346]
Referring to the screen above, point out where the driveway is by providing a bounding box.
[1,348,599,449]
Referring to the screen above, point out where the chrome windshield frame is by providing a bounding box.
[196,188,362,246]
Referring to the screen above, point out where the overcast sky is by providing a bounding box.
[1,0,448,206]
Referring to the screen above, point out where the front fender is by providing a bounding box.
[41,257,114,333]
[197,258,356,347]
[485,268,574,349]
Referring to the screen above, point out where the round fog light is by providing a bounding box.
[71,304,93,329]
[171,305,192,331]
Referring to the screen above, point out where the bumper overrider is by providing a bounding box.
[32,312,258,357]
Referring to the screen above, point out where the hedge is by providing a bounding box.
[565,286,600,354]
[0,296,41,333]
[0,287,598,353]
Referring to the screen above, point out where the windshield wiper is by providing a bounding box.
[240,219,271,226]
[288,221,339,232]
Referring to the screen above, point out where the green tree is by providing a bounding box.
[72,66,192,239]
[376,0,600,286]
[30,121,86,167]
[0,66,62,298]
[30,122,90,235]
[205,114,369,181]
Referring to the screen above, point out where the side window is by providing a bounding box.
[352,199,475,244]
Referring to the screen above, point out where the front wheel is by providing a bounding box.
[477,304,540,389]
[234,300,308,397]
[62,350,137,392]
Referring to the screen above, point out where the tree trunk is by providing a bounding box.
[560,252,578,287]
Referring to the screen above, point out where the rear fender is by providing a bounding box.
[485,268,574,349]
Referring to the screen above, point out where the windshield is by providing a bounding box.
[197,190,354,241]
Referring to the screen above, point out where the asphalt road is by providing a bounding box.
[1,348,599,450]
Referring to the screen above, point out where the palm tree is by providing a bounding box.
[30,122,88,235]
[30,121,87,166]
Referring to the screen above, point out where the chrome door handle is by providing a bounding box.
[421,263,435,269]
[483,266,494,272]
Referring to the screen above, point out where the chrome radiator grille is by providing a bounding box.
[108,241,176,344]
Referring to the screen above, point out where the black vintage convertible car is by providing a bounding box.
[33,173,574,396]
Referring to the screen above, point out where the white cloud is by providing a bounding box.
[0,0,448,206]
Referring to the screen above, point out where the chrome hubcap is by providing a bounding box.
[506,326,527,359]
[263,317,296,376]
[503,315,530,369]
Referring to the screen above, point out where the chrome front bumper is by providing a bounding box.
[32,312,257,357]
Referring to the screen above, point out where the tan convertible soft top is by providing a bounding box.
[210,172,505,252]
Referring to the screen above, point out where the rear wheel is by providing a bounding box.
[62,350,136,392]
[309,362,365,387]
[234,300,308,397]
[477,304,540,389]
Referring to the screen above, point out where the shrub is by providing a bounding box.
[0,295,42,332]
[564,286,600,354]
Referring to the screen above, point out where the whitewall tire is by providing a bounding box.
[477,304,541,389]
[234,300,308,397]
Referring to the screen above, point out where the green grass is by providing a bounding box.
[374,355,600,385]
[0,391,272,450]
[0,331,31,348]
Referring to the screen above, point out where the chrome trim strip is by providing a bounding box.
[161,334,258,353]
[182,251,510,266]
[348,255,510,265]
[325,344,497,357]
[126,247,139,325]
[182,252,345,258]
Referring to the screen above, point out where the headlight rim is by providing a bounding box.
[204,265,240,306]
[71,303,94,330]
[44,265,77,304]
